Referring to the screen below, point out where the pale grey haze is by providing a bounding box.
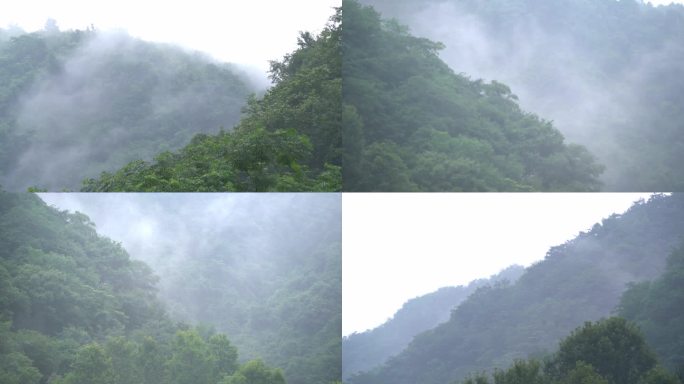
[342,193,654,336]
[1,0,339,80]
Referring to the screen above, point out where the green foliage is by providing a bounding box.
[0,351,42,384]
[0,193,289,384]
[146,196,342,384]
[168,330,217,384]
[343,266,525,380]
[58,343,115,384]
[492,359,545,384]
[0,28,252,191]
[548,318,657,384]
[82,127,340,192]
[362,0,684,191]
[456,319,678,384]
[342,0,603,191]
[221,360,286,384]
[620,244,684,372]
[82,9,341,192]
[348,194,684,384]
[559,362,609,384]
[638,367,682,384]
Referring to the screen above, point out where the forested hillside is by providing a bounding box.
[0,193,290,384]
[38,193,342,384]
[342,265,524,380]
[361,0,684,191]
[0,27,253,191]
[459,317,681,384]
[342,0,603,192]
[347,194,684,384]
[620,244,684,373]
[82,9,341,192]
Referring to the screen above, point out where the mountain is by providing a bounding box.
[0,27,254,191]
[82,8,342,192]
[341,0,603,192]
[36,193,342,384]
[620,242,684,374]
[0,192,289,384]
[342,265,524,380]
[347,194,684,384]
[359,0,684,191]
[460,317,681,384]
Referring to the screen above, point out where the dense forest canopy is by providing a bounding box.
[82,8,341,192]
[458,317,681,384]
[361,0,684,190]
[0,26,254,191]
[0,192,303,384]
[38,193,342,384]
[345,194,684,384]
[620,244,684,373]
[342,265,524,380]
[342,0,603,192]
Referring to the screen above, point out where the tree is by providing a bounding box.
[559,362,609,384]
[59,343,115,384]
[137,337,167,384]
[222,360,286,384]
[492,359,545,384]
[168,330,214,384]
[208,333,239,380]
[548,318,657,384]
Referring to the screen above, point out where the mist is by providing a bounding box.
[37,192,340,318]
[37,192,342,384]
[362,0,684,190]
[342,193,684,384]
[0,28,262,191]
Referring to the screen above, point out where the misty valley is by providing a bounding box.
[0,193,342,384]
[1,0,683,191]
[0,9,341,192]
[342,0,684,191]
[342,194,684,384]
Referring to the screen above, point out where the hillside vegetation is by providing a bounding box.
[34,193,342,384]
[342,265,524,380]
[82,9,341,192]
[361,0,684,190]
[0,193,291,384]
[347,194,684,384]
[342,0,603,191]
[0,27,252,191]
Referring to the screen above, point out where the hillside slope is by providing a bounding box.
[620,243,684,374]
[0,28,253,191]
[342,265,524,380]
[342,0,603,191]
[82,9,341,192]
[37,193,342,384]
[0,193,289,384]
[348,194,684,384]
[361,0,684,190]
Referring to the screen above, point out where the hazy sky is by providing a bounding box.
[0,0,339,73]
[342,193,654,336]
[648,0,684,4]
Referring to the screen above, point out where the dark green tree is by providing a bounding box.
[546,318,657,384]
[57,343,115,384]
[341,0,603,191]
[222,360,286,384]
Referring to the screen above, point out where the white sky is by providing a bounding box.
[342,193,654,336]
[0,0,339,74]
[648,0,684,4]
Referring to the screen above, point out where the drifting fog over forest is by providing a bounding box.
[348,0,684,191]
[38,193,342,384]
[0,1,341,192]
[343,193,684,383]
